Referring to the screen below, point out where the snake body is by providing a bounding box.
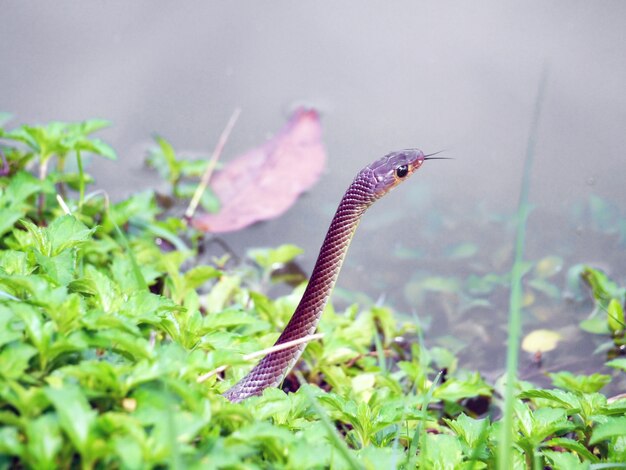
[224,149,430,402]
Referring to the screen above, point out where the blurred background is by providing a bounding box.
[2,1,625,379]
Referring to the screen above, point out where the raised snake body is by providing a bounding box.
[224,149,431,402]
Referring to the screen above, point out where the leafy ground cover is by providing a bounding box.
[0,115,625,469]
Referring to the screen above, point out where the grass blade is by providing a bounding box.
[295,372,363,470]
[498,66,549,469]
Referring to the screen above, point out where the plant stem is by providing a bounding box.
[37,155,50,221]
[76,149,85,207]
[0,149,9,176]
[498,66,549,469]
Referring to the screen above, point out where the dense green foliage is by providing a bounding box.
[0,116,625,469]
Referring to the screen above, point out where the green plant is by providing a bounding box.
[146,135,219,213]
[581,266,626,339]
[0,114,625,468]
[0,117,116,209]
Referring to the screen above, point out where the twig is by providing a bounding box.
[345,349,397,368]
[37,157,50,220]
[197,332,324,383]
[185,108,241,221]
[0,149,9,176]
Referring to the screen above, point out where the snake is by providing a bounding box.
[224,148,440,402]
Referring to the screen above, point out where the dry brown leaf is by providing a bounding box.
[193,109,326,233]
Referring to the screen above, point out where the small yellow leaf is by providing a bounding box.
[122,398,137,412]
[352,373,376,402]
[522,291,536,307]
[534,256,563,278]
[522,329,562,353]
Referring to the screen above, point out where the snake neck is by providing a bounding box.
[223,173,376,402]
[276,179,374,343]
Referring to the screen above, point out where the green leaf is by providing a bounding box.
[579,317,610,335]
[542,450,587,470]
[248,244,304,270]
[20,218,51,255]
[154,135,181,183]
[89,329,152,361]
[172,181,221,213]
[445,242,478,259]
[110,255,147,294]
[0,208,23,238]
[607,298,625,332]
[0,342,37,379]
[0,250,30,276]
[444,413,490,461]
[23,123,70,157]
[3,126,39,151]
[204,275,240,313]
[103,190,157,231]
[519,389,580,410]
[179,158,210,178]
[418,433,464,468]
[531,407,575,442]
[57,360,124,398]
[582,266,624,307]
[81,264,121,313]
[24,413,63,469]
[183,265,221,291]
[605,358,626,372]
[74,118,111,135]
[111,431,144,469]
[465,273,507,295]
[46,215,95,255]
[549,371,611,394]
[0,426,23,457]
[13,303,48,357]
[0,269,63,301]
[589,416,626,444]
[120,290,178,324]
[75,138,117,160]
[419,276,460,293]
[35,250,75,285]
[543,437,598,462]
[433,373,491,402]
[527,278,561,299]
[3,170,52,205]
[514,399,534,437]
[566,264,588,300]
[0,304,23,347]
[298,385,362,470]
[45,385,96,455]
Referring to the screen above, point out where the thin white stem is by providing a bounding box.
[56,194,71,215]
[197,332,324,384]
[185,108,241,220]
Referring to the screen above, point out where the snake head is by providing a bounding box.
[367,149,426,198]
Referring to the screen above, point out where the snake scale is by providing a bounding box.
[224,148,439,402]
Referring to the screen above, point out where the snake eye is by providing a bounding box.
[395,165,409,178]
